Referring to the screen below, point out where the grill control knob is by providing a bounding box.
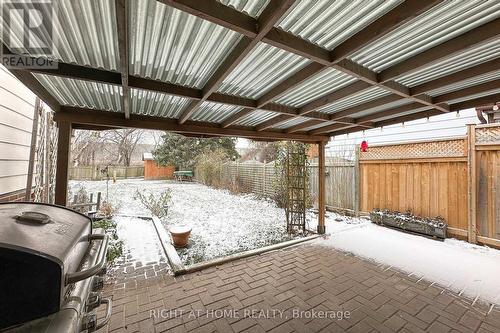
[81,313,97,331]
[92,276,104,291]
[86,292,101,312]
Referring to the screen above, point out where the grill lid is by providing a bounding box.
[0,202,92,266]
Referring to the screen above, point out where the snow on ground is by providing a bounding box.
[311,213,500,306]
[69,179,314,265]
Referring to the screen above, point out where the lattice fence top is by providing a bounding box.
[475,124,500,144]
[360,138,467,160]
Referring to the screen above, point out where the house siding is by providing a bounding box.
[0,65,37,196]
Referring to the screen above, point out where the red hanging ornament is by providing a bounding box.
[360,140,368,152]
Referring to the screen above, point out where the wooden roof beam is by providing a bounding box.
[449,93,500,111]
[329,95,404,121]
[331,0,443,62]
[115,0,130,119]
[285,120,324,133]
[309,122,356,135]
[221,108,254,128]
[177,0,296,124]
[1,44,61,111]
[54,106,329,142]
[410,58,500,96]
[158,0,257,38]
[379,18,500,83]
[354,102,427,123]
[432,79,500,104]
[255,114,295,131]
[166,0,446,130]
[299,81,373,116]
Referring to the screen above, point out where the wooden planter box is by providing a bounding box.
[370,210,447,239]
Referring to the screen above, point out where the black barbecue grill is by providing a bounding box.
[0,202,112,332]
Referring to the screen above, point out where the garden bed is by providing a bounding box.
[69,179,313,266]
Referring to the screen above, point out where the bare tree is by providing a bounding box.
[71,130,106,166]
[104,129,145,166]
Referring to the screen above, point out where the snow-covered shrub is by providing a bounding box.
[194,148,229,188]
[134,189,172,218]
[98,201,116,218]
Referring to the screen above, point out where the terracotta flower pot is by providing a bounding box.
[169,225,192,248]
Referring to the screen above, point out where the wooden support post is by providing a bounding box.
[467,124,477,243]
[54,121,72,206]
[354,148,360,216]
[318,141,326,234]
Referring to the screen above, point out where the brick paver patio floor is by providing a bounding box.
[98,244,500,333]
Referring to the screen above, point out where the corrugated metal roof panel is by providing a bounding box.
[273,117,309,129]
[349,99,413,118]
[131,89,189,118]
[218,0,270,18]
[428,70,500,97]
[234,109,278,126]
[129,0,242,89]
[218,42,311,99]
[0,0,119,71]
[444,88,500,105]
[366,106,432,122]
[34,74,122,111]
[191,102,242,123]
[317,87,390,115]
[350,1,500,72]
[276,0,402,50]
[274,68,357,107]
[300,122,332,132]
[397,39,500,87]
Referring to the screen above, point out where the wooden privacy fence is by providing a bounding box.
[360,126,500,248]
[69,166,144,180]
[469,124,500,247]
[219,160,357,211]
[220,161,276,197]
[359,138,469,238]
[310,161,356,211]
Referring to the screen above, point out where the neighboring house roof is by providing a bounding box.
[142,152,154,161]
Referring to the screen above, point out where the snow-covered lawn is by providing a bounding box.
[69,179,314,265]
[311,214,500,306]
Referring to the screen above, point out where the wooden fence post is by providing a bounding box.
[54,121,72,206]
[318,141,326,234]
[354,148,360,216]
[262,161,266,196]
[467,124,477,244]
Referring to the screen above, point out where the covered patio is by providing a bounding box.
[99,242,500,333]
[2,0,500,332]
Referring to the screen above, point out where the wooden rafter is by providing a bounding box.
[177,0,296,124]
[379,18,500,82]
[410,58,500,96]
[257,0,445,128]
[1,44,61,111]
[8,55,337,123]
[255,114,295,131]
[331,0,444,62]
[355,102,426,124]
[449,93,500,111]
[161,0,451,128]
[433,79,500,104]
[285,119,324,134]
[54,106,329,142]
[115,0,130,119]
[3,0,498,138]
[221,108,254,128]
